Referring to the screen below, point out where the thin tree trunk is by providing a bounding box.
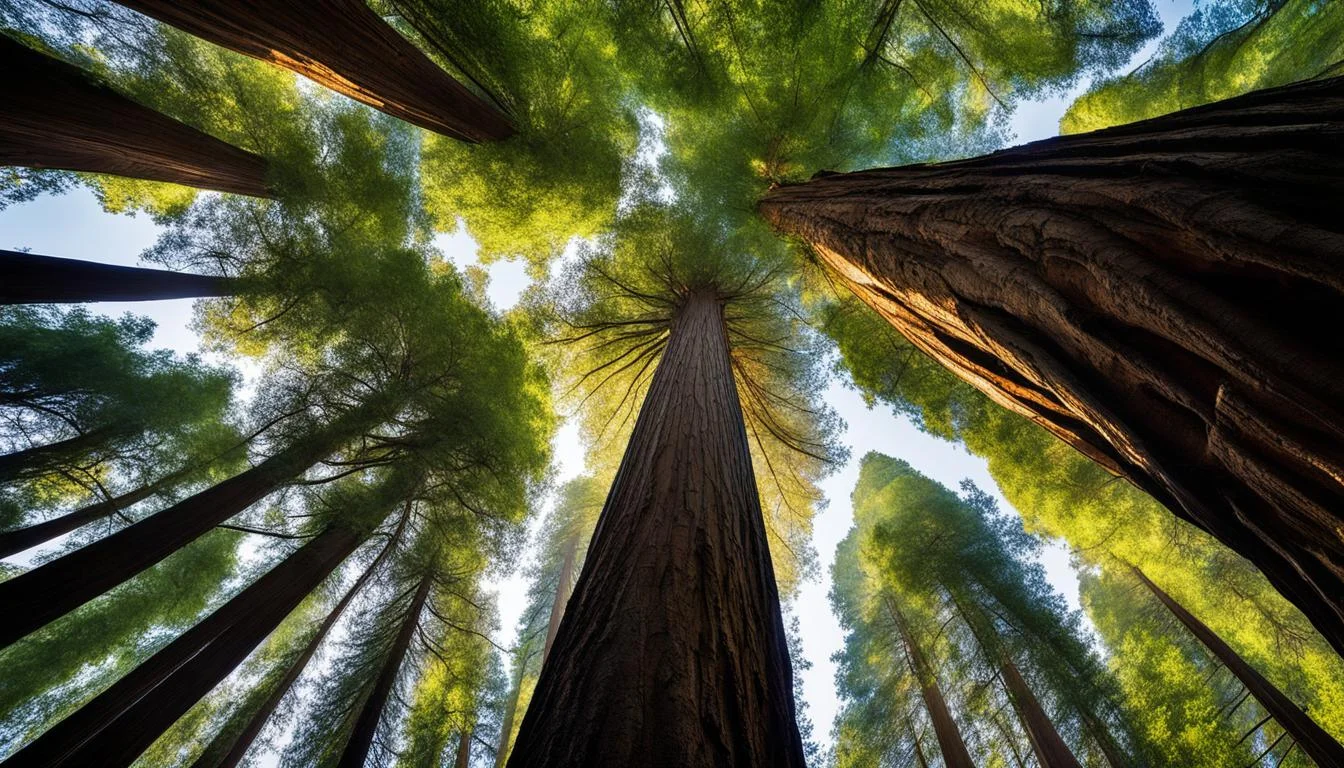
[998,651,1084,768]
[0,401,389,647]
[887,598,976,768]
[112,0,514,142]
[336,572,434,768]
[454,728,472,768]
[0,35,271,197]
[759,75,1344,654]
[507,289,805,767]
[1131,565,1344,767]
[3,522,379,768]
[1080,709,1130,768]
[0,250,237,304]
[0,470,179,558]
[493,653,527,768]
[0,424,125,483]
[541,533,577,665]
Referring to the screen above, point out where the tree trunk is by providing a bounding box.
[887,598,975,768]
[0,250,237,304]
[1131,565,1344,767]
[541,533,577,665]
[506,289,805,767]
[336,572,434,768]
[0,472,175,558]
[493,653,527,768]
[0,425,124,483]
[1080,710,1130,768]
[998,651,1083,768]
[0,402,388,647]
[2,523,375,768]
[0,35,271,197]
[759,75,1344,655]
[112,0,514,142]
[454,729,472,768]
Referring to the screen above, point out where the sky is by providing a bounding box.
[0,0,1200,757]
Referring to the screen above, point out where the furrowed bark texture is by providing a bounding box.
[113,0,514,142]
[541,533,577,664]
[1132,565,1344,767]
[999,652,1083,768]
[760,75,1344,654]
[506,290,805,767]
[0,35,271,197]
[337,573,434,768]
[0,403,385,647]
[0,250,236,304]
[888,599,975,768]
[3,525,368,768]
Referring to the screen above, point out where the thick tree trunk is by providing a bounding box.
[0,472,176,558]
[2,524,374,768]
[0,250,237,304]
[337,572,434,768]
[454,729,472,768]
[0,36,271,197]
[1132,565,1344,767]
[506,289,805,767]
[112,0,514,142]
[541,533,577,665]
[887,598,975,768]
[0,402,387,647]
[998,652,1084,768]
[759,75,1344,655]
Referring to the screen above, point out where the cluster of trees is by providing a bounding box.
[1,0,1342,765]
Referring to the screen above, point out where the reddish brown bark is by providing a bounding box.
[0,35,271,197]
[3,524,373,768]
[113,0,514,142]
[336,572,435,768]
[999,652,1083,768]
[541,532,577,664]
[0,250,236,304]
[453,729,472,768]
[0,472,177,558]
[1132,565,1344,767]
[0,425,122,483]
[887,598,975,768]
[759,75,1344,655]
[506,290,804,767]
[0,402,389,647]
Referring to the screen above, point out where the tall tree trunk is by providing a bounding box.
[336,572,434,768]
[0,35,271,197]
[998,651,1083,768]
[2,523,379,768]
[1080,710,1130,768]
[0,401,389,647]
[1131,565,1344,767]
[0,250,237,304]
[454,729,472,768]
[887,598,975,768]
[759,75,1344,654]
[506,289,805,767]
[493,652,528,768]
[541,533,577,665]
[112,0,514,142]
[0,470,179,558]
[0,424,128,483]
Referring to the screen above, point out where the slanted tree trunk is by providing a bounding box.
[3,522,383,768]
[1080,709,1130,768]
[0,424,126,483]
[337,572,435,768]
[494,653,528,768]
[0,36,271,197]
[454,729,472,768]
[0,469,183,558]
[998,652,1083,768]
[1131,565,1344,767]
[112,0,514,142]
[759,75,1344,655]
[0,400,392,647]
[887,598,975,768]
[0,250,237,304]
[506,289,805,767]
[541,533,577,664]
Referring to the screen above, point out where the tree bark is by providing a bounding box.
[0,402,389,647]
[493,652,527,768]
[2,523,375,768]
[454,729,472,768]
[0,425,123,483]
[112,0,514,142]
[0,471,178,558]
[541,532,577,665]
[1131,565,1344,767]
[336,572,434,768]
[998,651,1083,768]
[0,250,237,304]
[759,75,1344,655]
[887,598,976,768]
[0,35,271,197]
[506,289,805,767]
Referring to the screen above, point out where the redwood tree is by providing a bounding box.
[760,75,1344,654]
[887,598,975,768]
[0,250,236,304]
[0,35,271,197]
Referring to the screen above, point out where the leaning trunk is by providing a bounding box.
[0,425,124,483]
[0,251,237,304]
[506,289,805,767]
[541,533,578,664]
[113,0,514,142]
[0,473,176,558]
[759,75,1344,653]
[998,651,1083,768]
[0,400,390,647]
[493,654,527,768]
[0,36,271,197]
[887,598,975,768]
[1131,565,1344,767]
[3,523,375,768]
[336,573,435,768]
